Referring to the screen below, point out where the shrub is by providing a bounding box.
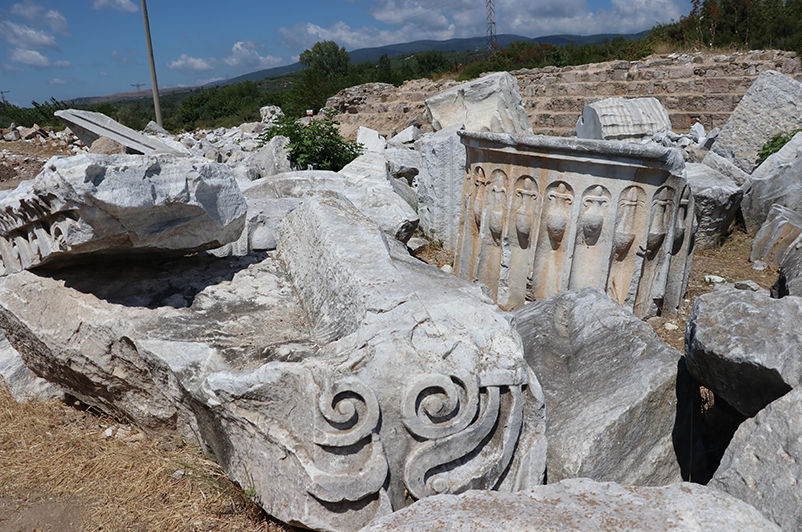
[257,109,363,172]
[757,128,802,164]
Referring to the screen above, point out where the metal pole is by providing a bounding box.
[141,0,163,126]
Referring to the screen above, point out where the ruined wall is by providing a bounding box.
[330,50,802,139]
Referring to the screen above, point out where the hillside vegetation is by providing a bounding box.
[2,0,800,133]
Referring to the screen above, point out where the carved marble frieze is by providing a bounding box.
[196,197,548,532]
[455,132,695,317]
[0,153,246,275]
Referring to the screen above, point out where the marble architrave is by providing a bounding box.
[455,132,693,317]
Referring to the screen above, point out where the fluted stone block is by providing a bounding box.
[575,97,672,143]
[455,132,694,318]
[0,153,247,274]
[425,72,533,135]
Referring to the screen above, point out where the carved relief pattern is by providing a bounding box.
[474,169,508,299]
[455,133,693,318]
[569,185,612,290]
[633,185,675,317]
[0,191,79,275]
[401,372,525,500]
[502,175,540,309]
[533,181,574,300]
[305,376,388,504]
[607,186,647,304]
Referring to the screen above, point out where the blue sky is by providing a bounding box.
[0,0,692,107]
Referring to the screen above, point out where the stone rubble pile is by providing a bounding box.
[1,65,802,532]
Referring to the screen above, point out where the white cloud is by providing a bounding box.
[277,0,688,54]
[167,53,214,72]
[100,71,110,76]
[222,41,282,70]
[10,1,71,35]
[8,48,69,68]
[0,21,58,50]
[92,0,138,13]
[48,77,67,84]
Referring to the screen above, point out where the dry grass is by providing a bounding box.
[650,41,742,56]
[0,388,294,532]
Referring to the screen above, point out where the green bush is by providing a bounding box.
[257,109,363,171]
[757,128,802,164]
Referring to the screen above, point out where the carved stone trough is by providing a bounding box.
[455,132,695,317]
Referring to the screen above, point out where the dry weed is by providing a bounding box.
[0,388,294,532]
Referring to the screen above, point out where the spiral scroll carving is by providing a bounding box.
[315,376,380,447]
[402,372,525,501]
[306,376,388,504]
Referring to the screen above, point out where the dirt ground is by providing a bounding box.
[0,137,782,530]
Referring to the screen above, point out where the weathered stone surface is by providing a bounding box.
[417,123,466,250]
[686,162,742,247]
[0,252,314,439]
[197,196,547,531]
[710,388,802,531]
[455,131,694,318]
[387,125,421,148]
[685,289,802,417]
[701,149,751,186]
[0,153,247,274]
[88,136,126,154]
[774,235,802,298]
[510,288,682,486]
[575,97,672,142]
[243,152,419,243]
[384,148,420,184]
[242,135,292,180]
[259,105,283,125]
[356,126,387,152]
[0,330,63,402]
[711,70,802,173]
[750,204,802,267]
[207,197,300,257]
[741,132,802,234]
[424,72,533,135]
[55,109,182,155]
[359,478,782,532]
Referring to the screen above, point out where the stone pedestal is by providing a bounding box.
[455,132,694,317]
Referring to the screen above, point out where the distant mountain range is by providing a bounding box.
[217,31,649,86]
[70,31,649,104]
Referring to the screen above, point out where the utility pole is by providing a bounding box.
[0,90,8,104]
[140,0,163,126]
[486,0,497,52]
[131,83,146,92]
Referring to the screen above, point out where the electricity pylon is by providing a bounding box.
[486,0,497,51]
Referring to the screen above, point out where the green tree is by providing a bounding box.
[299,41,351,78]
[414,51,449,77]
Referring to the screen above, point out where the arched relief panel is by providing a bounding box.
[500,175,540,310]
[606,185,647,305]
[663,185,696,315]
[633,185,675,318]
[474,168,508,299]
[569,185,612,291]
[455,165,486,281]
[532,181,574,300]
